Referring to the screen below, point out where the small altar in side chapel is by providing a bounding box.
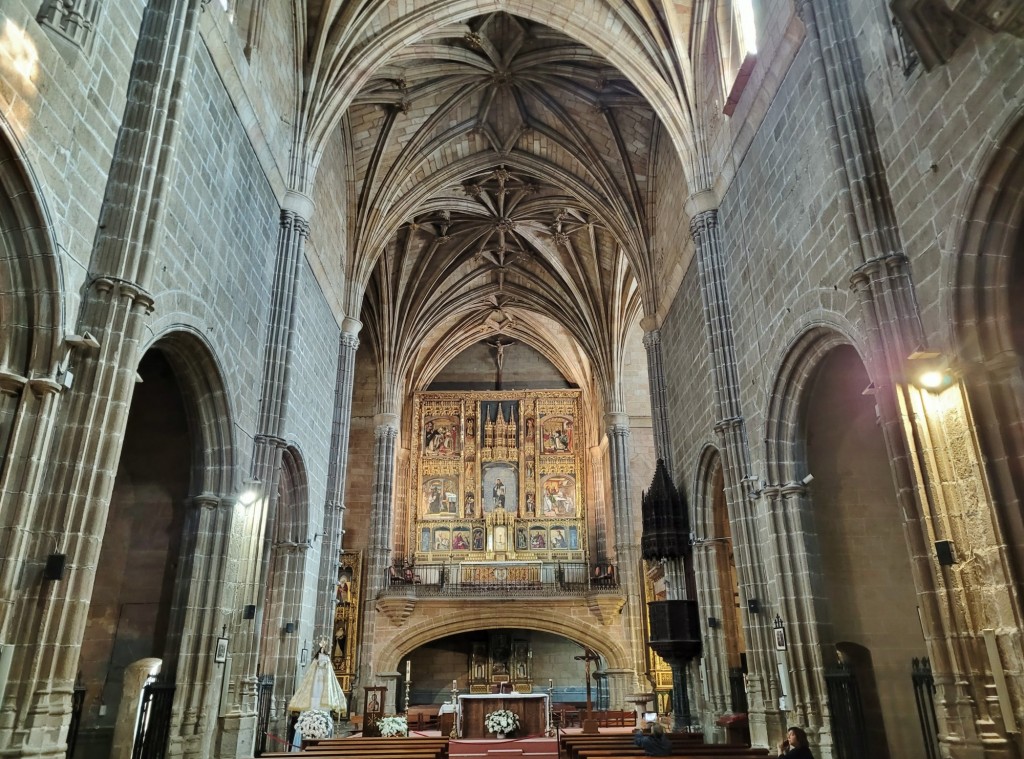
[452,694,556,759]
[456,693,550,739]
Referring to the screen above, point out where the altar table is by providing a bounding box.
[457,693,550,739]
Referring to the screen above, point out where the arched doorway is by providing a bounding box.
[258,446,310,739]
[802,344,925,758]
[950,113,1024,588]
[76,349,191,756]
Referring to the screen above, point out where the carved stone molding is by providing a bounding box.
[37,0,101,53]
[375,596,416,627]
[891,0,1023,69]
[587,593,625,625]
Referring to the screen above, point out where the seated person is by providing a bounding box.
[633,721,672,756]
[778,726,815,758]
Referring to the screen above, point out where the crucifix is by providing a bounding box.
[487,338,515,390]
[574,647,601,712]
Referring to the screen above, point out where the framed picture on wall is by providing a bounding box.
[214,636,229,664]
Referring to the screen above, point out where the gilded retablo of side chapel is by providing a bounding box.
[410,391,586,566]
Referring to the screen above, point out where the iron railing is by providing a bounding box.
[825,662,866,759]
[381,562,619,598]
[254,675,275,757]
[912,657,941,759]
[131,680,176,759]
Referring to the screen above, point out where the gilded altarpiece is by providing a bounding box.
[410,391,587,563]
[332,551,361,693]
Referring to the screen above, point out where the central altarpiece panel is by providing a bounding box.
[410,390,587,565]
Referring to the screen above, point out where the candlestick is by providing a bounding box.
[406,660,411,679]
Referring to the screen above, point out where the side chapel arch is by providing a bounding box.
[373,613,630,675]
[948,110,1024,589]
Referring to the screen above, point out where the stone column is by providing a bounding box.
[314,319,362,643]
[604,669,637,716]
[690,206,783,747]
[589,445,610,562]
[641,325,672,471]
[355,413,400,689]
[379,672,401,716]
[0,3,204,756]
[170,493,238,759]
[605,413,643,698]
[221,195,313,756]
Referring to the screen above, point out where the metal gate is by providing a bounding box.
[825,662,867,759]
[912,657,941,759]
[254,675,275,757]
[65,677,86,759]
[131,680,176,759]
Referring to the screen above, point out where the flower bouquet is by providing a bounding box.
[295,709,334,740]
[484,708,519,738]
[377,715,409,737]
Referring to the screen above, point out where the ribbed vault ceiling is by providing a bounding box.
[325,10,688,411]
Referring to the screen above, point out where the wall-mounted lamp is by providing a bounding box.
[747,598,761,614]
[707,617,720,629]
[690,535,732,547]
[283,622,295,634]
[238,477,261,507]
[242,604,256,620]
[908,351,954,392]
[64,332,101,350]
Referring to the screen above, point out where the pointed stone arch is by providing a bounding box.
[128,328,239,753]
[763,325,861,486]
[0,113,64,384]
[143,328,238,498]
[947,110,1024,588]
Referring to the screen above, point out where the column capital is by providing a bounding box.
[342,317,363,338]
[374,412,399,430]
[282,190,315,222]
[639,314,662,333]
[604,412,630,430]
[689,208,719,238]
[642,328,662,349]
[685,190,720,217]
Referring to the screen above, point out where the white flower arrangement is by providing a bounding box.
[484,709,519,736]
[377,715,409,737]
[295,709,334,740]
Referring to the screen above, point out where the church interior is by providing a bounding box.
[0,1,1022,758]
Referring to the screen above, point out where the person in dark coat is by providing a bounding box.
[778,726,815,759]
[633,722,672,756]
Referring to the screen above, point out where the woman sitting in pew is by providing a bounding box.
[777,726,814,758]
[632,722,672,756]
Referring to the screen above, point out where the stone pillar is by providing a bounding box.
[221,194,313,757]
[605,413,642,698]
[355,413,400,689]
[641,326,672,471]
[604,669,636,716]
[314,319,362,642]
[589,444,610,562]
[170,493,237,759]
[0,3,204,756]
[690,206,783,747]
